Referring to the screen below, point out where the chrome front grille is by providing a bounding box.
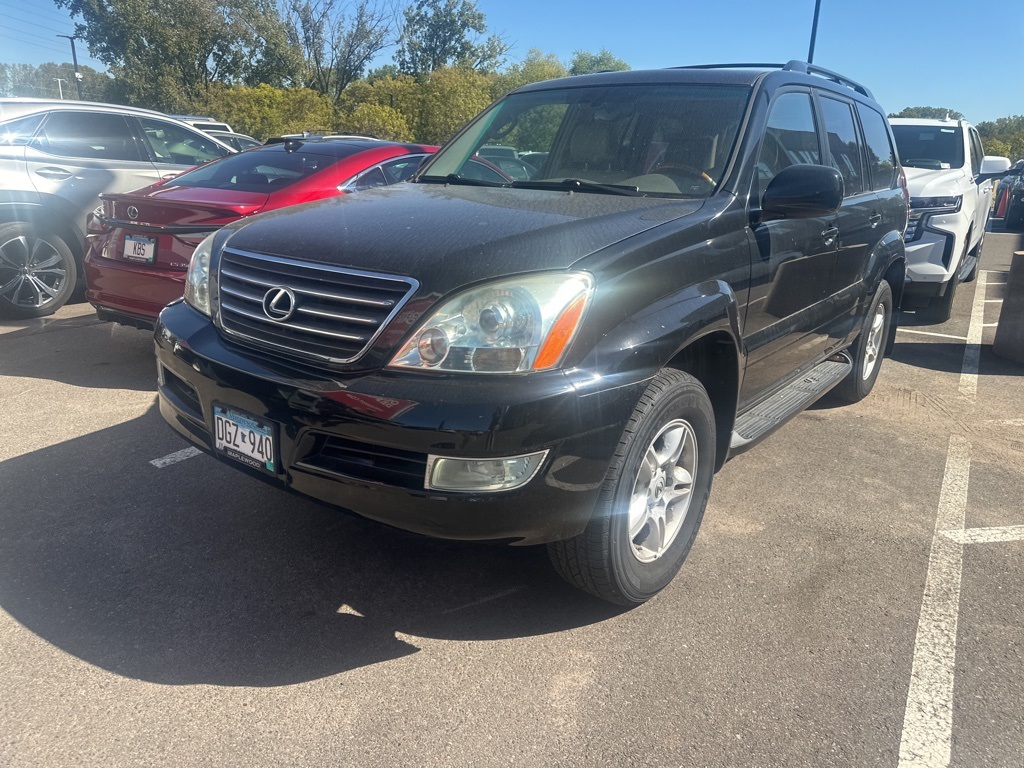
[215,248,417,366]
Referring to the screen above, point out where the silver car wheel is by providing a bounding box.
[861,302,886,380]
[0,234,68,309]
[627,418,697,564]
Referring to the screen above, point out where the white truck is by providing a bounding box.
[890,117,1010,321]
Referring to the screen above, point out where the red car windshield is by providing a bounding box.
[164,144,361,193]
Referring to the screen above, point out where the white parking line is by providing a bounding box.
[958,271,988,401]
[896,328,969,341]
[898,434,971,768]
[149,446,203,468]
[941,525,1024,545]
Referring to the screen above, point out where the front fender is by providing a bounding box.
[570,279,743,384]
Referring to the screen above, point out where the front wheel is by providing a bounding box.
[0,222,77,319]
[548,369,716,605]
[832,280,892,404]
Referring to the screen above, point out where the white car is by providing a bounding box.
[890,117,1010,321]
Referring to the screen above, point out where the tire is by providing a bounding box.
[0,222,77,319]
[548,369,716,605]
[963,233,982,283]
[832,280,892,404]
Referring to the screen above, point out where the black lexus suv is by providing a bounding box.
[155,61,908,605]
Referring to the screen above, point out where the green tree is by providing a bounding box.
[0,62,113,102]
[395,0,509,77]
[888,106,964,120]
[344,102,414,141]
[288,0,397,101]
[568,48,630,76]
[55,0,302,111]
[492,49,566,99]
[413,65,493,143]
[197,83,335,139]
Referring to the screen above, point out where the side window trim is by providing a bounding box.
[968,128,984,177]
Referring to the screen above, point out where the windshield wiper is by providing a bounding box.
[511,178,642,196]
[419,173,510,188]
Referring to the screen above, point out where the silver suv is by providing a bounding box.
[0,99,234,318]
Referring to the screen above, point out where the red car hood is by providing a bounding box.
[101,185,271,228]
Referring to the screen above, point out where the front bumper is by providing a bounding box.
[154,301,650,545]
[903,210,966,286]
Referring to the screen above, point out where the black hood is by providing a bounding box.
[222,183,703,297]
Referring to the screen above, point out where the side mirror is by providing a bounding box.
[759,164,844,222]
[977,155,1012,183]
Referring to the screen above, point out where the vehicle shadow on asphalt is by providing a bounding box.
[0,318,157,391]
[0,404,622,687]
[890,342,1024,377]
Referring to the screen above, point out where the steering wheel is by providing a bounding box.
[652,163,714,187]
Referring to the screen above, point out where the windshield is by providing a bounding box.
[891,125,964,170]
[419,83,750,198]
[163,145,345,193]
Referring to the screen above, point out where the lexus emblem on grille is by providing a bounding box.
[126,206,139,220]
[262,286,297,322]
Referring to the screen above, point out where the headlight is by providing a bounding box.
[909,195,962,215]
[183,233,216,316]
[388,272,593,373]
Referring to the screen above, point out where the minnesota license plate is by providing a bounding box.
[124,234,156,263]
[213,404,277,474]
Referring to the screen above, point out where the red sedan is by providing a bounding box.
[85,137,437,329]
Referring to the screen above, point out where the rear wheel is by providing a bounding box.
[548,369,715,605]
[833,281,892,403]
[0,222,76,319]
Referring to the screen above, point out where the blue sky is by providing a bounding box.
[4,0,1023,123]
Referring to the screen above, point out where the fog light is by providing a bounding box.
[426,450,548,492]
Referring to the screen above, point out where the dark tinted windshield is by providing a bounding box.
[420,83,750,198]
[891,124,964,170]
[164,145,346,192]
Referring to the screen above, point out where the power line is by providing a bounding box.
[0,32,70,56]
[0,10,76,34]
[0,24,80,50]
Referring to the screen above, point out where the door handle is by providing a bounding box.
[868,213,882,228]
[35,167,73,181]
[821,225,839,245]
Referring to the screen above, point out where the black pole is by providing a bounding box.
[807,0,822,64]
[57,35,84,100]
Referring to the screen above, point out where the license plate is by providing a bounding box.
[213,404,277,475]
[124,234,156,263]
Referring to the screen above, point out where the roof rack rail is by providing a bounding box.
[781,60,873,99]
[671,60,873,99]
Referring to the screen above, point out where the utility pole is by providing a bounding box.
[56,34,84,100]
[53,78,67,99]
[807,0,822,64]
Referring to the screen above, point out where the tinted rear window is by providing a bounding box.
[163,145,350,192]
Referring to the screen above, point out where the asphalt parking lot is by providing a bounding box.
[1,232,1022,767]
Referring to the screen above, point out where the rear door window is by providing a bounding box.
[819,96,866,197]
[33,111,143,162]
[855,104,897,191]
[0,114,44,145]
